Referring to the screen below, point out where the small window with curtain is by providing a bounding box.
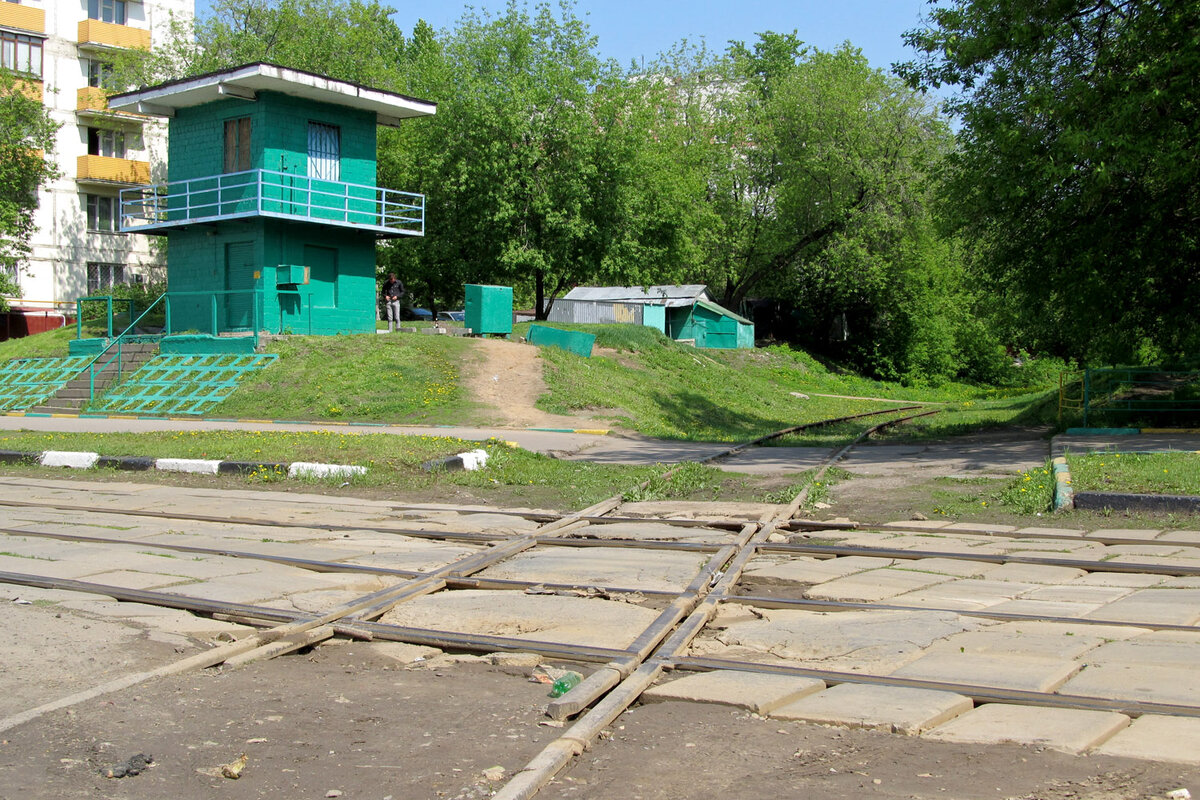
[85,195,118,232]
[224,117,251,173]
[88,128,126,159]
[307,122,340,181]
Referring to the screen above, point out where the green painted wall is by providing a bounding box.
[162,89,382,337]
[667,304,754,349]
[165,219,376,336]
[167,91,376,184]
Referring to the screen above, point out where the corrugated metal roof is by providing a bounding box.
[561,285,710,308]
[694,298,752,325]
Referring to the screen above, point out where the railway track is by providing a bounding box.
[2,407,1199,796]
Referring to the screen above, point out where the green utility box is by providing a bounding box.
[527,324,595,357]
[464,284,513,335]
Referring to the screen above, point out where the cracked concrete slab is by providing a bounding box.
[377,589,660,649]
[923,703,1129,754]
[1092,715,1200,764]
[742,556,894,587]
[804,568,952,602]
[642,670,825,715]
[476,547,710,593]
[771,683,973,735]
[891,652,1081,693]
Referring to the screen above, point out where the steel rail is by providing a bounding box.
[781,520,1200,551]
[753,540,1200,577]
[0,570,628,662]
[724,592,1200,632]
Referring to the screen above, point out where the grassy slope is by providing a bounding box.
[523,323,1057,443]
[0,323,1059,441]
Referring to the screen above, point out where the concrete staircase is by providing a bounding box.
[27,342,160,414]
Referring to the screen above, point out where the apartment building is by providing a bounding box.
[1,0,192,320]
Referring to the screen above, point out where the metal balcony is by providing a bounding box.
[119,169,425,237]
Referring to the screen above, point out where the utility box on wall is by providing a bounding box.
[464,284,513,335]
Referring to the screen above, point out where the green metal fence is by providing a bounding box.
[91,353,279,415]
[1060,368,1200,427]
[0,357,93,410]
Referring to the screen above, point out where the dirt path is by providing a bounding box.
[460,337,609,430]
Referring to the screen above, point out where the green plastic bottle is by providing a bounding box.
[548,671,583,698]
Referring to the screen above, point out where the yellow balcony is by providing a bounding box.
[77,18,150,50]
[0,2,44,33]
[76,85,145,117]
[77,154,150,185]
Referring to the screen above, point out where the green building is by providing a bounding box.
[111,63,436,337]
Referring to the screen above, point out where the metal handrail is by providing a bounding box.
[119,168,425,235]
[82,293,168,402]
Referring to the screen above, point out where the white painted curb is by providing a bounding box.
[156,458,222,475]
[288,462,367,480]
[40,451,100,469]
[459,449,489,471]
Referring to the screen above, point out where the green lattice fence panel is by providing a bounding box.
[91,354,279,415]
[0,357,93,411]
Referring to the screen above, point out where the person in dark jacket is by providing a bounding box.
[381,273,405,332]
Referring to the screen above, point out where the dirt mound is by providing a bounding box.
[460,337,609,429]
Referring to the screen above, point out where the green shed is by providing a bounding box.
[667,299,754,350]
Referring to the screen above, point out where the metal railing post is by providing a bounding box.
[211,294,218,336]
[106,296,113,339]
[165,295,172,335]
[76,299,83,340]
[1083,369,1091,427]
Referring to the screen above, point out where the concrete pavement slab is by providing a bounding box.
[890,558,1002,579]
[987,619,1147,641]
[378,589,661,649]
[770,683,973,735]
[712,609,977,672]
[1014,526,1087,537]
[1071,572,1165,588]
[565,521,734,544]
[805,568,952,602]
[926,629,1104,660]
[891,652,1081,693]
[984,563,1088,584]
[1093,715,1200,764]
[742,556,895,587]
[1022,585,1133,604]
[1085,589,1200,625]
[1059,663,1200,706]
[1081,637,1200,668]
[476,547,709,593]
[1161,530,1200,544]
[618,501,782,521]
[78,570,197,590]
[982,599,1106,619]
[1102,544,1186,557]
[943,522,1018,534]
[642,670,825,715]
[923,703,1129,754]
[1087,528,1164,541]
[890,579,1038,611]
[879,521,953,530]
[0,554,119,580]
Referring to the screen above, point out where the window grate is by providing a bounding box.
[307,122,340,181]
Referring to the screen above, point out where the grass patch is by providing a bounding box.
[0,429,763,510]
[520,323,1057,443]
[1067,452,1200,495]
[926,464,1057,518]
[212,334,473,423]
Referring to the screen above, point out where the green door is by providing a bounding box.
[305,245,338,308]
[225,241,256,331]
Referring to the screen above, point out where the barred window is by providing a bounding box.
[1,31,44,79]
[87,262,125,294]
[307,122,340,181]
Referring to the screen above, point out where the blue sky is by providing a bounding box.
[196,0,936,77]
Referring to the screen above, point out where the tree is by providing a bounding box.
[380,2,697,317]
[113,0,409,89]
[0,70,59,303]
[899,1,1200,364]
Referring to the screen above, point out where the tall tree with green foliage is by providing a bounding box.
[381,2,697,317]
[900,0,1200,364]
[0,70,58,302]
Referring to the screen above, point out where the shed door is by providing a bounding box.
[224,241,256,330]
[308,123,340,182]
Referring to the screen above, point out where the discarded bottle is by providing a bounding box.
[548,671,583,698]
